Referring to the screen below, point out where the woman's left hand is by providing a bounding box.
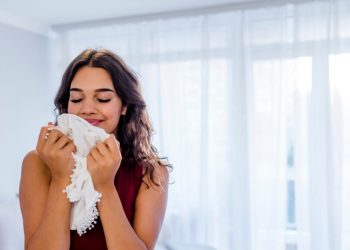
[87,134,122,191]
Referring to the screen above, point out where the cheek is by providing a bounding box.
[67,104,77,114]
[104,105,122,129]
[105,100,123,118]
[105,110,120,125]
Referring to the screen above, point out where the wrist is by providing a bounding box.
[95,183,116,195]
[51,176,71,187]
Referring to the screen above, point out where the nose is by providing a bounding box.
[80,99,97,115]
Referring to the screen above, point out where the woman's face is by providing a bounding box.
[67,66,126,133]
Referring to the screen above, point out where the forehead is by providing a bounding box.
[70,66,115,91]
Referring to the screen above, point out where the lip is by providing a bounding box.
[85,119,103,126]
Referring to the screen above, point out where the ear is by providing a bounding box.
[122,106,128,115]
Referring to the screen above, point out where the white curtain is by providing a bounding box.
[51,1,350,249]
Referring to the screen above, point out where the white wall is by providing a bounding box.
[0,22,53,249]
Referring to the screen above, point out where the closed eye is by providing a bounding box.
[69,99,111,103]
[70,99,82,103]
[97,99,111,103]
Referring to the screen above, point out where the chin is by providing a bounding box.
[100,126,114,134]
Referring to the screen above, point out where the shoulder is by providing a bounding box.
[141,163,169,191]
[153,164,169,185]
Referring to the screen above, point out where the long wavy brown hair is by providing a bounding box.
[54,48,171,186]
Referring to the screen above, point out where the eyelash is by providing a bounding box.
[70,99,111,103]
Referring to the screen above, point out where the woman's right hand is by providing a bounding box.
[36,123,76,183]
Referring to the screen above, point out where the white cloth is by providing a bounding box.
[55,113,109,236]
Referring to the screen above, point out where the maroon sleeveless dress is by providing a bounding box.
[70,159,143,250]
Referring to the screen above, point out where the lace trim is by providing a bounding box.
[63,156,102,236]
[76,193,102,236]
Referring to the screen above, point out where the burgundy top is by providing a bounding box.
[70,159,143,250]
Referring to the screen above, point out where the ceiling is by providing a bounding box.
[0,0,259,26]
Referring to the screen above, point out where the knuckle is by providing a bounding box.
[52,129,61,136]
[49,130,57,137]
[63,137,70,143]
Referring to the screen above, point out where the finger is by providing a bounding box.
[37,124,55,151]
[54,135,73,150]
[87,154,94,163]
[96,142,110,157]
[62,141,76,153]
[89,147,103,162]
[87,154,96,168]
[36,126,49,151]
[104,135,122,163]
[104,135,120,154]
[44,129,63,145]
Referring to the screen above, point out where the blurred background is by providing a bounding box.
[0,0,349,249]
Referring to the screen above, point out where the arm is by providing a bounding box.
[99,166,168,250]
[87,136,169,250]
[19,126,76,250]
[19,151,72,250]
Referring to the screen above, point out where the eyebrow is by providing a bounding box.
[70,87,115,93]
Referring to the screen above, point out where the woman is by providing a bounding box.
[19,48,170,250]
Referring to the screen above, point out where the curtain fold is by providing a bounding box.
[51,1,350,249]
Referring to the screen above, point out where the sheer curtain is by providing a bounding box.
[50,1,350,249]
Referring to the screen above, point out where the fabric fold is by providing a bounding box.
[55,113,109,236]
